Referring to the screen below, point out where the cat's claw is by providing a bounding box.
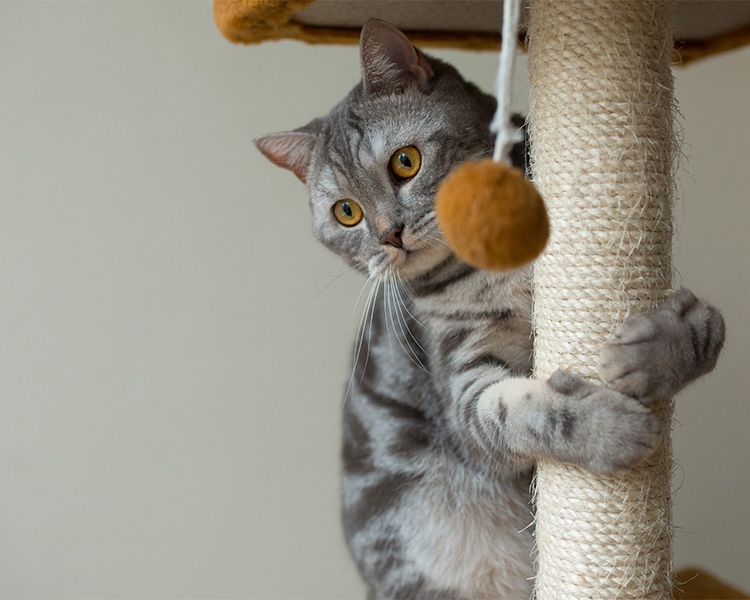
[597,288,725,404]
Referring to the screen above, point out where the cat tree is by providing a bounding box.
[214,1,750,597]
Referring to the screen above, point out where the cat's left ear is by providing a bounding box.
[360,19,434,96]
[254,131,316,184]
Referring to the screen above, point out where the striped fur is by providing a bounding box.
[255,20,725,600]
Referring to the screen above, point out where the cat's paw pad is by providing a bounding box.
[596,288,725,403]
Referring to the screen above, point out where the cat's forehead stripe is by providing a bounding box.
[362,122,442,169]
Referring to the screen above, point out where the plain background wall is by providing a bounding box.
[1,2,748,598]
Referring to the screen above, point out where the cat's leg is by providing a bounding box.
[434,289,724,474]
[597,288,725,402]
[454,371,661,474]
[431,325,662,473]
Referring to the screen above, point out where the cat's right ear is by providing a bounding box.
[360,19,434,96]
[254,131,316,184]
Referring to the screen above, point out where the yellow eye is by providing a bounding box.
[332,200,363,227]
[390,146,421,180]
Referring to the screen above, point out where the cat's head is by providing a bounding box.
[255,19,496,281]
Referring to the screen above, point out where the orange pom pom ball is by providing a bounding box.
[435,159,549,271]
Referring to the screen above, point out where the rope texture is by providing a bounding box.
[527,0,676,598]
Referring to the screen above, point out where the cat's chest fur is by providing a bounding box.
[341,267,536,597]
[357,265,533,420]
[399,455,535,598]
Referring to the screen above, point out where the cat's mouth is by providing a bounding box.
[369,238,453,280]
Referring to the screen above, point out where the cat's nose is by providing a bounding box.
[380,226,403,249]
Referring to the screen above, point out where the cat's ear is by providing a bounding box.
[254,131,317,184]
[360,19,434,96]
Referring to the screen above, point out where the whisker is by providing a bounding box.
[395,272,424,327]
[411,211,437,235]
[310,264,358,299]
[387,274,430,374]
[392,284,431,373]
[397,270,419,301]
[345,276,378,403]
[383,270,395,350]
[356,278,377,354]
[344,273,374,341]
[358,278,381,385]
[386,278,411,360]
[425,234,452,249]
[388,272,409,356]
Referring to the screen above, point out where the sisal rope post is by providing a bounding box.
[527,0,676,598]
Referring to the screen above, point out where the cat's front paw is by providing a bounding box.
[596,288,725,404]
[547,370,661,473]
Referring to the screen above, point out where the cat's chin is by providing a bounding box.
[368,243,454,281]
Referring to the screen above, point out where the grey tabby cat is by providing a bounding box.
[256,19,725,600]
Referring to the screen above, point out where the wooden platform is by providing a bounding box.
[675,567,749,600]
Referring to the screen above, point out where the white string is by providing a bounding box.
[491,0,522,163]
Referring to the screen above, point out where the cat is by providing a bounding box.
[255,19,725,600]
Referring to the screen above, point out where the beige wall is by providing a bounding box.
[0,2,747,597]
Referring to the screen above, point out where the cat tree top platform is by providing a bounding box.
[214,0,750,64]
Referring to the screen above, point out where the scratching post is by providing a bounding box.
[528,0,676,598]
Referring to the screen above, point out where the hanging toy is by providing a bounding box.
[435,0,548,272]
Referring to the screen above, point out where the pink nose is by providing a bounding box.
[380,227,403,249]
